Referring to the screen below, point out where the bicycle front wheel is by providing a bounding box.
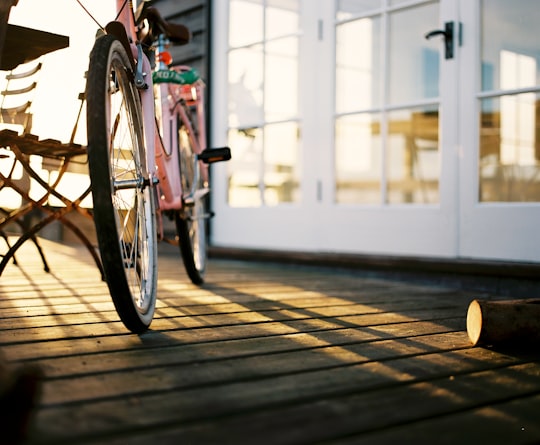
[86,35,158,333]
[175,115,207,285]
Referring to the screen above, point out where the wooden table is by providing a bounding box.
[1,23,68,70]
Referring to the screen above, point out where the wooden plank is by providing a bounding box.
[0,283,465,316]
[3,316,464,363]
[0,306,463,347]
[0,297,377,319]
[0,298,465,330]
[0,129,85,157]
[340,394,540,444]
[1,24,69,70]
[30,358,540,442]
[31,326,465,378]
[37,331,472,405]
[70,396,540,445]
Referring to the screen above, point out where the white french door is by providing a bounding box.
[459,0,540,262]
[210,0,540,263]
[314,0,459,257]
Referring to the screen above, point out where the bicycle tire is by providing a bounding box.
[175,111,208,285]
[86,34,158,333]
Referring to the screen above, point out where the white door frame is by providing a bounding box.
[211,0,537,262]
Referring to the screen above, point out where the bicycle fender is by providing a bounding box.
[105,21,135,70]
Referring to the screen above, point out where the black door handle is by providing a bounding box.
[425,21,454,59]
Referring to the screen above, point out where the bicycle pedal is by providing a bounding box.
[198,147,231,164]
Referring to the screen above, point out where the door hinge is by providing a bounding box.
[318,19,323,40]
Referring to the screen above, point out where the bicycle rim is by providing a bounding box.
[175,119,207,284]
[86,35,158,333]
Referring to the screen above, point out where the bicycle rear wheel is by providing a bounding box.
[86,35,158,333]
[175,114,208,285]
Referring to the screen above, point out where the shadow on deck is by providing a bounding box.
[0,239,539,444]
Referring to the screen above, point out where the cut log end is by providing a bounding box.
[466,298,540,347]
[466,299,482,346]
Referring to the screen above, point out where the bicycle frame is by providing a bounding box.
[85,0,230,331]
[114,0,208,237]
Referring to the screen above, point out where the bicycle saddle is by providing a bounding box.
[135,5,190,46]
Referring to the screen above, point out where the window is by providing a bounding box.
[335,0,441,205]
[227,0,301,207]
[479,0,540,202]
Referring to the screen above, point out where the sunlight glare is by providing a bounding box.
[4,0,115,142]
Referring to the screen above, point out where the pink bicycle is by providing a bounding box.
[84,0,230,333]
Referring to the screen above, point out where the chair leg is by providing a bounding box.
[0,230,17,266]
[28,234,50,273]
[18,214,50,273]
[0,225,50,272]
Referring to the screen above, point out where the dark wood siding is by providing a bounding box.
[148,0,213,236]
[152,0,210,83]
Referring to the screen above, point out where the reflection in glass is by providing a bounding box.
[336,17,381,113]
[335,113,382,204]
[266,0,299,40]
[336,0,381,20]
[265,37,299,121]
[389,3,439,105]
[229,0,263,47]
[227,0,301,208]
[227,128,263,207]
[387,107,439,204]
[226,123,300,207]
[228,46,264,129]
[481,0,540,91]
[480,93,540,202]
[264,122,300,205]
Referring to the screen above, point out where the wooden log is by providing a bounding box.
[467,299,540,346]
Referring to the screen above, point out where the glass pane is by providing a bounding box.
[335,113,382,204]
[386,107,439,204]
[336,16,381,112]
[227,128,263,207]
[336,0,382,20]
[229,0,264,47]
[479,93,540,202]
[388,2,440,105]
[228,46,264,129]
[266,0,300,39]
[481,0,540,92]
[263,122,301,205]
[265,37,299,121]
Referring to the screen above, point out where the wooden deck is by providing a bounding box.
[1,239,540,444]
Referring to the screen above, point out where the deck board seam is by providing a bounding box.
[36,356,532,410]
